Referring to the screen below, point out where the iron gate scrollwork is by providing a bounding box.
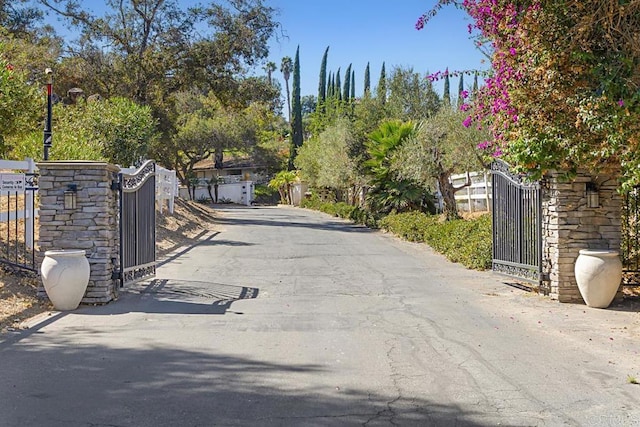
[622,186,640,285]
[0,169,38,272]
[118,160,156,286]
[491,160,542,283]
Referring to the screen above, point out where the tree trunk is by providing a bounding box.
[284,77,291,122]
[437,173,461,221]
[207,185,214,203]
[277,187,287,204]
[214,150,224,170]
[286,183,293,205]
[351,184,357,206]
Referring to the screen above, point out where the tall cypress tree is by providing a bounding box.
[289,45,303,170]
[343,64,352,101]
[443,69,451,105]
[364,62,370,96]
[318,46,329,107]
[335,68,342,101]
[376,62,386,104]
[457,74,464,106]
[350,69,355,99]
[327,72,333,98]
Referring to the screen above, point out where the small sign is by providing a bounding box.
[0,173,25,192]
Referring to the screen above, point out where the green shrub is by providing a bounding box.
[301,197,379,227]
[319,202,336,216]
[379,211,438,242]
[301,196,492,271]
[349,207,379,228]
[253,184,280,205]
[380,212,492,270]
[196,194,210,204]
[300,193,323,210]
[333,202,356,219]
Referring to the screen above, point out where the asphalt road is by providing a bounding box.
[1,205,639,426]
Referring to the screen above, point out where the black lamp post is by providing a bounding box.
[43,68,53,160]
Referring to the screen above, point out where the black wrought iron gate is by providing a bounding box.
[0,163,38,272]
[117,160,156,286]
[622,186,640,285]
[491,160,542,283]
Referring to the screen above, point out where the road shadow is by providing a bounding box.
[193,239,255,247]
[605,294,640,313]
[87,278,259,316]
[212,205,375,234]
[214,214,374,234]
[0,339,488,426]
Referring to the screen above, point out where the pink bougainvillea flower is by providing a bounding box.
[463,116,473,128]
[461,90,469,99]
[618,99,624,107]
[460,103,471,112]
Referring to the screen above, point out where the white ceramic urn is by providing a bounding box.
[41,250,90,311]
[574,249,622,309]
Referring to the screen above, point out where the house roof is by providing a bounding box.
[193,155,263,171]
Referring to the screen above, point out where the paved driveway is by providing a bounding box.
[1,206,639,426]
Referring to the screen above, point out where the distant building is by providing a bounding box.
[192,155,268,185]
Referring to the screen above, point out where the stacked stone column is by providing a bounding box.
[541,170,622,302]
[38,161,120,304]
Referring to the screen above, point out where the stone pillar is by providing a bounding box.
[541,170,622,302]
[38,161,120,304]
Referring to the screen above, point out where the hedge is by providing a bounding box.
[300,198,492,271]
[380,212,492,270]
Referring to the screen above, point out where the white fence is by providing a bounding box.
[179,181,255,206]
[437,171,491,213]
[0,158,38,250]
[156,166,179,213]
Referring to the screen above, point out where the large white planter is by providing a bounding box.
[41,250,90,311]
[574,249,622,309]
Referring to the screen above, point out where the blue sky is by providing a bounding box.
[266,0,489,98]
[39,0,488,100]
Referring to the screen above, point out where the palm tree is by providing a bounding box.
[268,170,297,204]
[265,61,277,85]
[364,121,433,214]
[281,56,293,121]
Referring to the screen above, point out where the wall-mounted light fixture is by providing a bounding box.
[64,184,77,210]
[586,182,599,208]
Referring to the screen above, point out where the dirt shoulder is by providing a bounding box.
[0,198,219,333]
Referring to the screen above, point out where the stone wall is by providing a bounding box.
[38,161,120,304]
[541,170,622,302]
